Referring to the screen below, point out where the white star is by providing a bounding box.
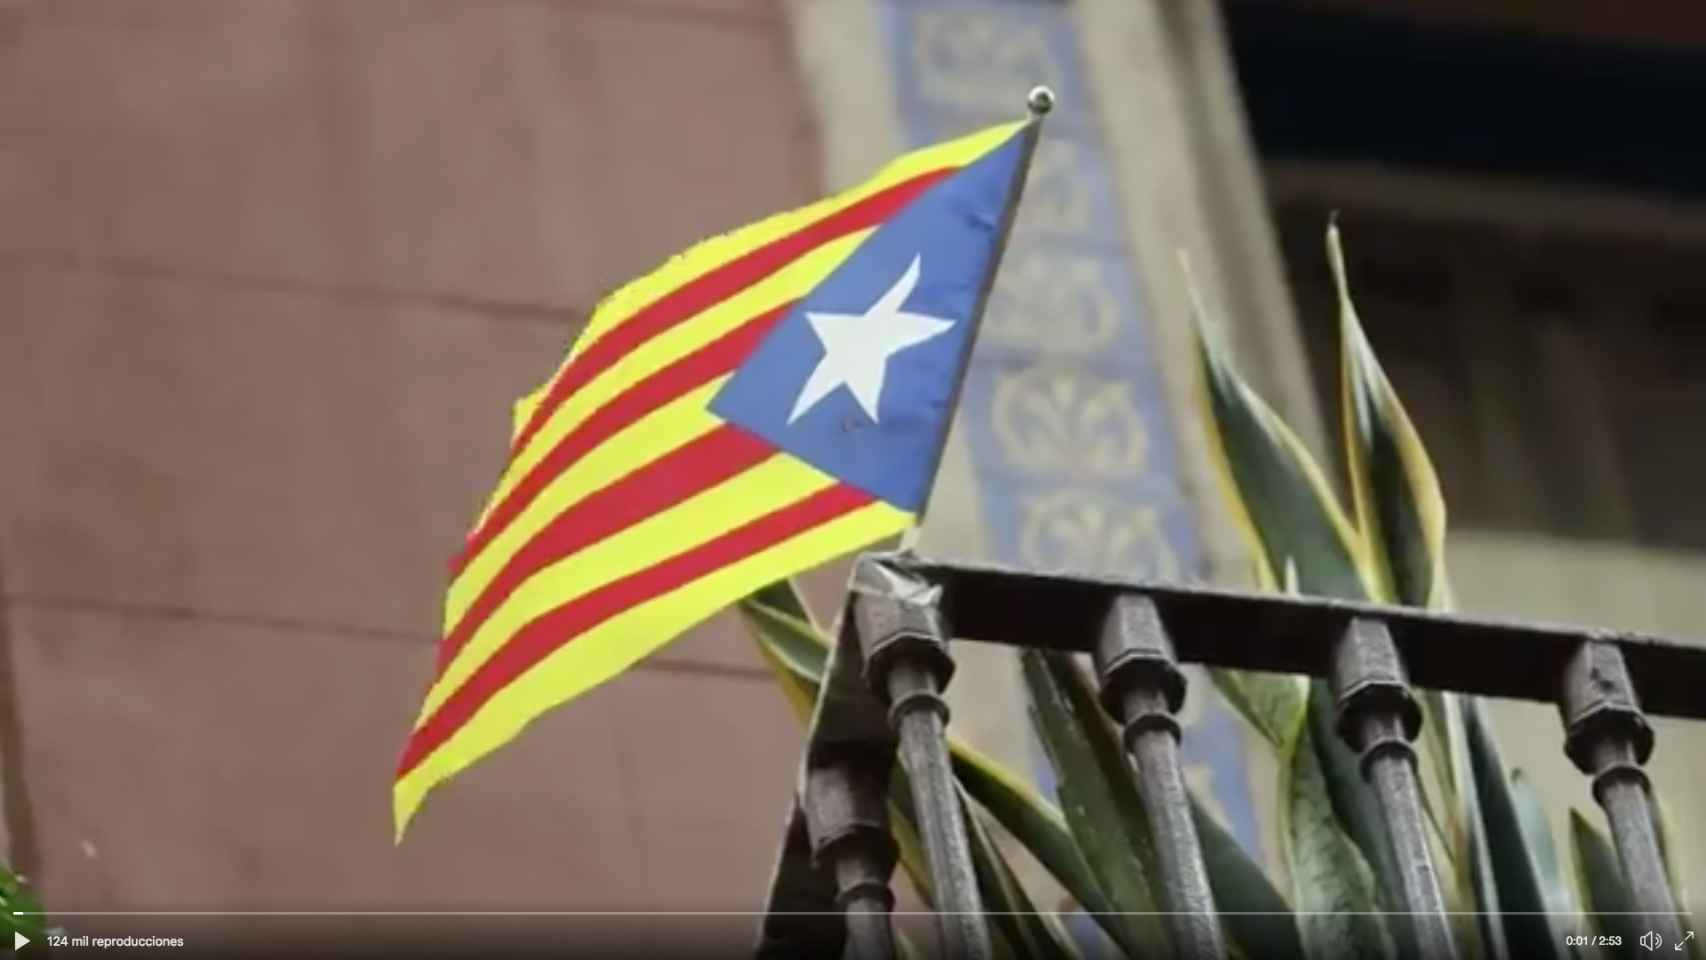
[788,255,956,425]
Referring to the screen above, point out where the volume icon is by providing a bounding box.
[1642,930,1665,951]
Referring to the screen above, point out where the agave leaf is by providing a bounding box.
[1465,707,1575,960]
[1021,649,1170,958]
[1569,809,1636,951]
[1193,793,1306,960]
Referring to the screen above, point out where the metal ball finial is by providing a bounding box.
[1027,85,1055,117]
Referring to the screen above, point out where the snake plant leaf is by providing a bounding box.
[1330,222,1448,612]
[747,599,1018,958]
[742,586,1115,926]
[747,611,947,937]
[740,590,947,920]
[1284,723,1396,960]
[1654,797,1703,960]
[887,787,938,912]
[948,740,1116,924]
[1021,648,1170,959]
[746,581,1300,960]
[739,597,829,679]
[746,607,826,724]
[1209,668,1307,751]
[1466,709,1576,960]
[1329,222,1460,775]
[953,657,1304,960]
[1189,270,1375,601]
[959,785,1082,960]
[0,868,45,946]
[1569,809,1636,950]
[1193,793,1306,960]
[1304,681,1420,950]
[1192,294,1412,952]
[1209,559,1309,752]
[885,771,1073,960]
[747,579,823,630]
[1331,225,1509,960]
[743,584,1085,959]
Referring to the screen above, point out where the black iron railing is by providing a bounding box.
[753,551,1706,960]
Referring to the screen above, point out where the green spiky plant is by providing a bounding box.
[0,864,45,946]
[738,225,1696,960]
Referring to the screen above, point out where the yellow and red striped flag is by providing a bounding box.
[395,118,1040,837]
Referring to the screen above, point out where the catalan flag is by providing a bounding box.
[395,118,1040,837]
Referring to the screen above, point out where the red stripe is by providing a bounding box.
[507,166,956,460]
[437,425,774,674]
[453,302,790,576]
[401,482,874,778]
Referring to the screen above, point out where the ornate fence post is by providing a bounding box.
[850,557,990,960]
[802,750,898,960]
[1330,617,1458,960]
[758,556,1706,960]
[1093,593,1226,960]
[1558,641,1682,946]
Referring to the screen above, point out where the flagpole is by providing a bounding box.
[1027,84,1056,118]
[901,86,1052,562]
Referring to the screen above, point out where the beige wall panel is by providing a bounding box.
[0,264,797,676]
[0,1,815,311]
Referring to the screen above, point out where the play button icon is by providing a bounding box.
[12,931,26,951]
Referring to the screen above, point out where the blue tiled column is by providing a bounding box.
[875,0,1261,857]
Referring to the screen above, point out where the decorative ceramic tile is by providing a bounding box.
[876,0,1261,856]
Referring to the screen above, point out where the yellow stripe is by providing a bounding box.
[567,121,1024,359]
[446,383,725,633]
[395,497,912,839]
[425,452,844,724]
[511,387,545,446]
[406,122,1025,839]
[480,232,869,528]
[469,123,1022,534]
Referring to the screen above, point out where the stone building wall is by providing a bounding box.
[0,0,836,913]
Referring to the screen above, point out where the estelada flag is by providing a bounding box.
[395,118,1040,837]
